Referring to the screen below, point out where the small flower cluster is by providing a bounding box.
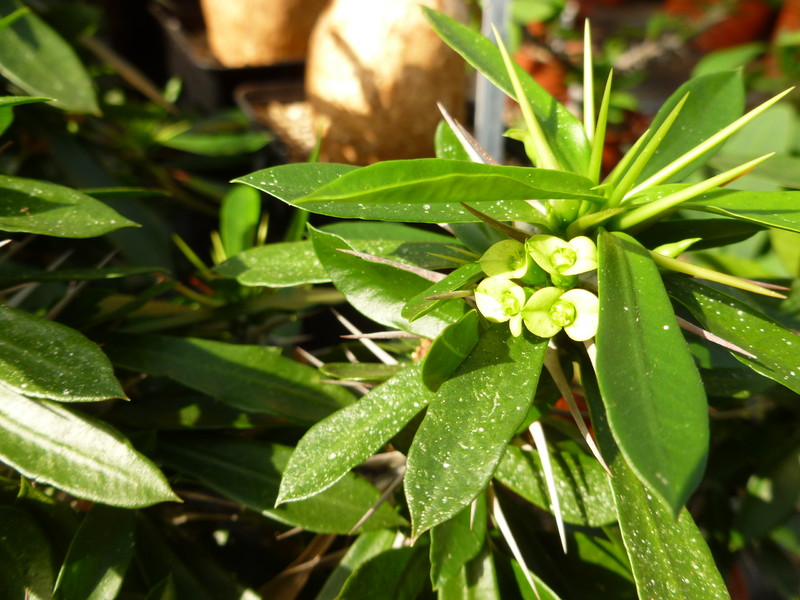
[473,235,599,341]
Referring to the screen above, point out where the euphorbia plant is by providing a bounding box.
[228,10,800,599]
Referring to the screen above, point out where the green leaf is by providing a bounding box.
[685,188,800,234]
[509,560,567,600]
[596,231,708,514]
[423,8,590,175]
[430,495,487,590]
[437,542,501,600]
[319,362,403,382]
[0,305,124,402]
[0,385,179,507]
[104,334,353,426]
[403,262,483,322]
[278,363,434,503]
[582,366,731,600]
[494,443,616,527]
[219,184,260,258]
[641,217,763,251]
[422,309,482,392]
[0,506,55,600]
[158,437,406,534]
[52,505,136,600]
[310,227,466,338]
[666,276,800,394]
[158,127,271,156]
[405,326,548,535]
[692,43,766,77]
[434,119,471,161]
[237,161,357,200]
[0,0,98,114]
[316,530,397,600]
[628,70,744,184]
[244,160,599,224]
[214,240,329,287]
[337,545,430,600]
[0,174,137,237]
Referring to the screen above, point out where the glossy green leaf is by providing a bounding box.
[424,8,590,175]
[629,70,744,184]
[278,363,434,503]
[685,188,800,234]
[434,119,471,161]
[406,326,548,535]
[159,128,271,156]
[0,0,98,114]
[596,231,708,514]
[0,385,179,507]
[422,310,481,392]
[403,262,483,322]
[666,276,800,394]
[316,530,396,600]
[159,437,406,534]
[494,443,616,527]
[0,174,137,237]
[0,506,55,600]
[430,495,487,590]
[0,265,165,285]
[437,542,501,600]
[510,560,566,600]
[105,334,353,425]
[337,545,429,600]
[692,43,766,77]
[237,162,356,202]
[219,184,260,258]
[244,160,599,224]
[214,240,329,287]
[310,227,466,338]
[736,440,800,541]
[53,505,135,600]
[582,367,731,600]
[0,95,50,135]
[319,362,403,382]
[0,305,124,402]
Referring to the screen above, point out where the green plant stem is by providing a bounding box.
[588,71,613,185]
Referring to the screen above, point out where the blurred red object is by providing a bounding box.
[664,0,775,52]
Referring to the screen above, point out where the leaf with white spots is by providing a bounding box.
[597,231,708,515]
[666,276,800,395]
[277,363,434,504]
[405,326,548,536]
[582,364,731,600]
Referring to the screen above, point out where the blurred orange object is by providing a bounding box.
[664,0,775,52]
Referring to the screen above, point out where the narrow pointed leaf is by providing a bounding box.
[623,70,744,186]
[320,362,403,382]
[0,306,124,402]
[406,326,548,535]
[0,174,137,237]
[0,265,166,285]
[582,367,731,600]
[53,506,136,600]
[278,363,433,503]
[0,0,98,114]
[596,231,708,514]
[105,334,353,425]
[0,385,179,507]
[310,227,466,338]
[244,160,599,224]
[159,437,406,534]
[424,8,590,175]
[666,276,800,394]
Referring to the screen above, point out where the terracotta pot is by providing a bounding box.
[305,0,469,164]
[200,0,329,67]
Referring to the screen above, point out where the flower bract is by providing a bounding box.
[522,287,599,341]
[526,235,598,276]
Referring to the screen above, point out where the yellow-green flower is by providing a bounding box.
[526,235,598,276]
[474,277,527,337]
[521,287,599,341]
